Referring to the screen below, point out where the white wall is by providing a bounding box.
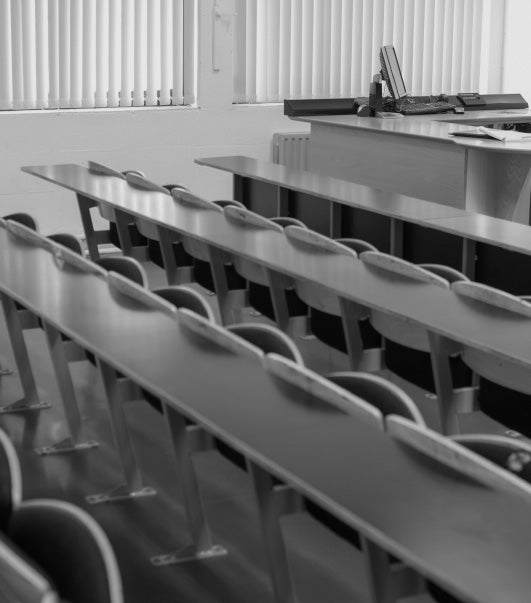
[0,0,309,234]
[503,0,531,104]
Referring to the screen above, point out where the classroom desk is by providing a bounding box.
[2,220,531,603]
[291,109,531,223]
[22,163,531,373]
[196,155,531,290]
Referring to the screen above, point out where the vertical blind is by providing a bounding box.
[234,0,506,103]
[0,0,196,110]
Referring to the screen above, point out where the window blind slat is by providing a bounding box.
[245,0,257,102]
[256,0,268,102]
[132,0,146,106]
[340,0,353,96]
[48,0,59,108]
[11,0,24,110]
[58,0,70,108]
[95,0,109,107]
[329,0,342,97]
[312,0,325,98]
[82,0,96,107]
[432,0,445,93]
[146,0,159,106]
[107,0,120,107]
[278,0,291,100]
[233,0,247,103]
[441,0,454,93]
[182,0,195,105]
[120,0,133,106]
[159,0,172,105]
[0,0,13,109]
[70,0,82,108]
[21,0,37,109]
[289,0,302,99]
[35,0,48,108]
[300,0,313,98]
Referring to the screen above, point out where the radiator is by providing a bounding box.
[271,132,311,170]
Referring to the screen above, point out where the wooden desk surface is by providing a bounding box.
[22,164,531,373]
[2,221,531,603]
[292,109,531,152]
[196,155,531,257]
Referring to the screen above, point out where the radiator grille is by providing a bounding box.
[271,132,311,170]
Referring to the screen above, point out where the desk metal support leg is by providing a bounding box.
[87,360,155,504]
[35,323,99,456]
[461,238,476,280]
[428,333,466,436]
[390,219,404,258]
[209,249,247,325]
[361,536,424,603]
[248,462,299,603]
[157,227,193,285]
[150,404,227,566]
[0,293,49,414]
[77,195,101,260]
[114,209,148,261]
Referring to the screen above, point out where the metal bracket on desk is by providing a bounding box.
[86,483,157,505]
[0,398,50,414]
[150,543,227,567]
[35,437,99,456]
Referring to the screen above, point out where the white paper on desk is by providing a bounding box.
[478,126,531,142]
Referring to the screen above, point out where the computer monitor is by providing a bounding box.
[379,45,408,100]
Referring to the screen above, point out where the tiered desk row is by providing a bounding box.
[10,159,531,603]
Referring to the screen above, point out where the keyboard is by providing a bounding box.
[397,100,456,115]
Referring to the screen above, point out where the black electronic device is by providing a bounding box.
[379,45,408,100]
[284,98,358,117]
[399,101,456,115]
[457,92,486,107]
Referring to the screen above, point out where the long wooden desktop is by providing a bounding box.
[2,216,531,603]
[291,109,531,224]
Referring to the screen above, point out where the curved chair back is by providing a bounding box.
[326,372,425,427]
[213,200,245,209]
[7,499,123,603]
[227,323,304,365]
[153,286,215,322]
[454,434,531,483]
[336,238,377,255]
[95,256,148,287]
[287,227,358,316]
[270,216,306,229]
[3,213,38,231]
[361,252,456,351]
[0,428,21,530]
[48,233,84,255]
[172,190,224,261]
[451,281,531,395]
[225,207,285,286]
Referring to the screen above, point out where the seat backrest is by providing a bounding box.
[0,428,21,531]
[361,252,450,351]
[224,207,284,285]
[227,323,304,365]
[3,213,38,231]
[286,227,358,315]
[326,372,425,428]
[418,263,469,284]
[451,281,531,395]
[7,499,123,603]
[47,233,84,255]
[0,533,59,603]
[270,216,306,229]
[336,238,377,254]
[95,256,148,287]
[172,190,224,260]
[107,273,176,317]
[265,354,383,429]
[87,163,129,222]
[213,200,245,209]
[124,173,170,194]
[153,286,215,322]
[453,435,531,484]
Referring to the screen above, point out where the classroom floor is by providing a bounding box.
[0,257,500,603]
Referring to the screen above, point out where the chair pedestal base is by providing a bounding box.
[85,484,157,505]
[150,543,228,566]
[0,398,50,414]
[35,437,99,456]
